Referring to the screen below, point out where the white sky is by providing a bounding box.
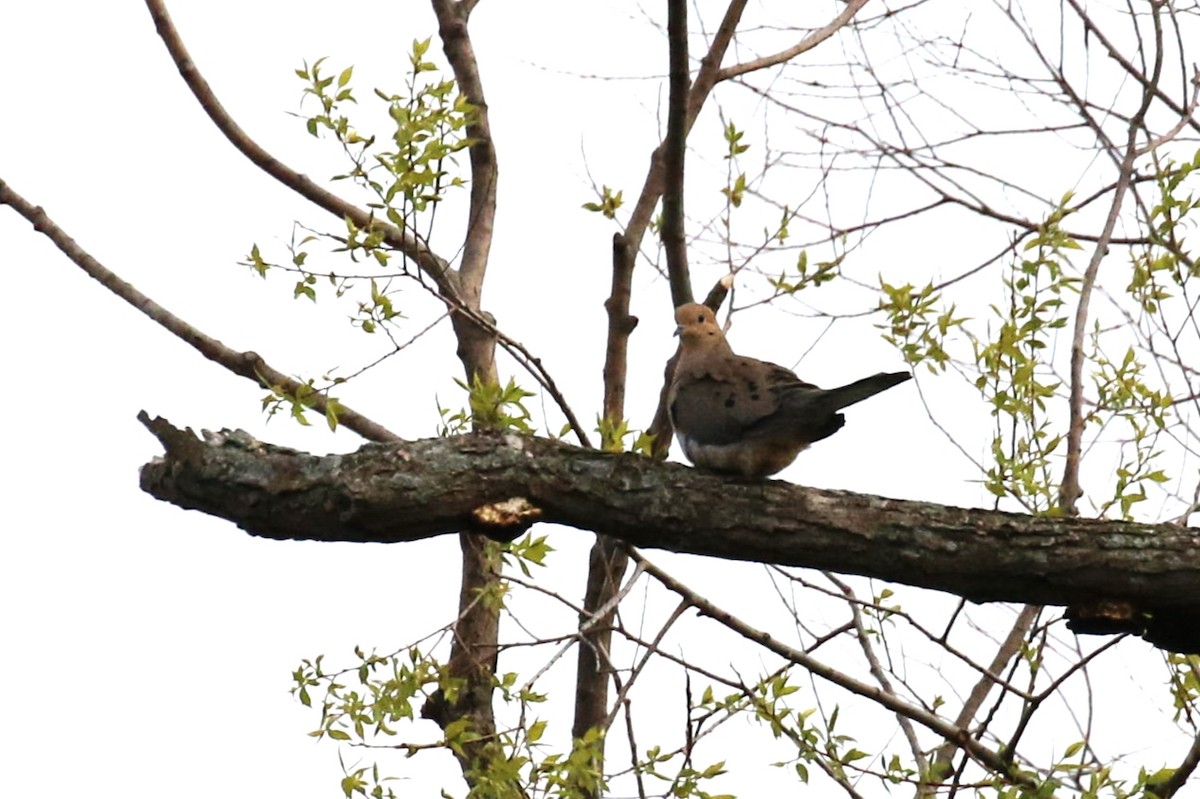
[2,1,1197,797]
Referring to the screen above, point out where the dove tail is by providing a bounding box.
[824,371,912,410]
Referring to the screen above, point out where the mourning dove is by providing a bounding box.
[668,302,911,477]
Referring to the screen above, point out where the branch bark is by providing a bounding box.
[138,415,1200,653]
[1153,727,1200,798]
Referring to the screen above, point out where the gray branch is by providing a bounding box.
[137,413,1200,653]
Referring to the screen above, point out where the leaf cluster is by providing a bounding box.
[438,375,536,436]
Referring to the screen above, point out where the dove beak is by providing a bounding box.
[673,325,682,337]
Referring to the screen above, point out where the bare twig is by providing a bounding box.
[826,573,931,794]
[771,568,1039,701]
[519,563,646,695]
[999,633,1126,764]
[1135,67,1200,157]
[629,549,1040,789]
[1062,0,1200,139]
[406,277,593,446]
[929,605,1040,779]
[602,599,690,730]
[717,0,872,82]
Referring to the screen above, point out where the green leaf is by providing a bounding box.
[341,772,367,798]
[325,398,343,431]
[246,243,269,277]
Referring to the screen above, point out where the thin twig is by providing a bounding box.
[518,563,645,694]
[717,0,871,81]
[826,573,930,793]
[628,548,1039,789]
[930,605,1040,778]
[602,599,689,730]
[1062,0,1200,139]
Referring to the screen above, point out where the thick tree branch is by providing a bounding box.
[619,0,857,247]
[420,1,505,786]
[604,0,749,456]
[146,0,508,779]
[138,416,1200,652]
[619,0,748,257]
[572,538,628,743]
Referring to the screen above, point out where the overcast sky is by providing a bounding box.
[3,2,1196,797]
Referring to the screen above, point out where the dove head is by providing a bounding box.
[674,303,732,354]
